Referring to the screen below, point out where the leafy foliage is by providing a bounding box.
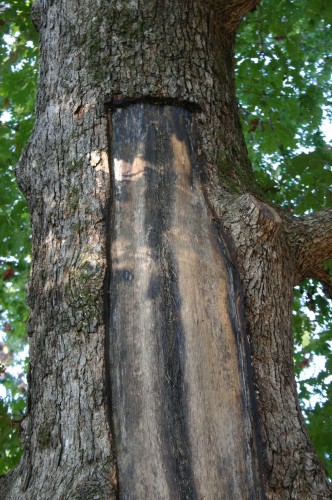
[0,0,37,475]
[292,281,332,477]
[0,0,331,479]
[236,0,332,475]
[236,0,332,214]
[0,365,26,475]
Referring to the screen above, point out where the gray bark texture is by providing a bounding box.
[1,0,331,498]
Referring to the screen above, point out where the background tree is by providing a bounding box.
[0,0,330,496]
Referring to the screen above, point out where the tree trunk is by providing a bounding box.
[1,0,331,498]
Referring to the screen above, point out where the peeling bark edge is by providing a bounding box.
[103,110,120,499]
[104,94,202,113]
[211,217,266,499]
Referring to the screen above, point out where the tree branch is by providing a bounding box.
[293,207,332,276]
[209,0,260,31]
[305,265,332,299]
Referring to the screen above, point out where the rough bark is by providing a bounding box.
[292,207,332,278]
[0,0,331,499]
[1,0,117,497]
[217,195,332,498]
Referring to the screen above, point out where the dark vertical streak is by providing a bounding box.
[142,107,197,497]
[158,247,197,500]
[212,220,266,500]
[108,104,198,497]
[104,109,120,499]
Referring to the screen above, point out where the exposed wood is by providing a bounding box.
[108,103,263,498]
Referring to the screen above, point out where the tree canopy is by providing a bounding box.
[0,0,37,474]
[0,0,331,478]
